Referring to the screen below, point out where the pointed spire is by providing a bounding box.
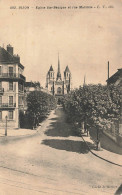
[64,65,70,73]
[49,65,54,71]
[57,53,62,80]
[58,53,61,74]
[83,75,86,86]
[108,61,109,80]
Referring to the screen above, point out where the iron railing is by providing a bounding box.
[0,73,25,81]
[0,88,4,93]
[0,103,16,108]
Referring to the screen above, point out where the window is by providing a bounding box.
[0,111,2,120]
[19,83,23,91]
[0,82,2,90]
[0,96,2,105]
[9,82,13,91]
[0,67,1,75]
[50,72,53,78]
[9,96,13,106]
[57,87,62,94]
[9,67,13,77]
[19,96,23,105]
[9,111,13,120]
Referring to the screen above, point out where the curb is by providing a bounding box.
[81,135,122,167]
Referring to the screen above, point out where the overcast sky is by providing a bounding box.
[0,0,121,88]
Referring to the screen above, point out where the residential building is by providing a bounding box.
[106,66,122,145]
[0,44,25,128]
[25,81,40,93]
[106,68,122,86]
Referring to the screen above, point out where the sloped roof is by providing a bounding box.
[0,46,24,69]
[25,82,40,88]
[106,68,122,84]
[0,47,14,63]
[64,65,70,73]
[49,65,54,71]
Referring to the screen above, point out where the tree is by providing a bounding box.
[62,84,121,141]
[26,91,56,129]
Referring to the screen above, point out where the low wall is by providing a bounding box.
[116,135,122,147]
[103,130,122,147]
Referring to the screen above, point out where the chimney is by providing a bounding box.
[7,44,13,56]
[14,54,20,63]
[108,61,109,80]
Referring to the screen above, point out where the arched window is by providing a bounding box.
[57,87,62,94]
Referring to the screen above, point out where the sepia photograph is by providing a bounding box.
[0,0,122,194]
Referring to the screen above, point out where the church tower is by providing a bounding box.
[46,65,55,94]
[64,65,71,93]
[48,65,54,81]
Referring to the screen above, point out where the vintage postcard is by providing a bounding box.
[0,0,122,194]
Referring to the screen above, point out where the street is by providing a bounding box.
[0,106,121,195]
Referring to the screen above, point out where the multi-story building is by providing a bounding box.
[0,44,25,128]
[25,81,40,93]
[46,56,72,101]
[106,65,122,144]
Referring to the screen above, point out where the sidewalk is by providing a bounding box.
[0,128,37,137]
[81,132,122,167]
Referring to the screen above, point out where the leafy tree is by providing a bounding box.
[26,91,56,129]
[62,84,121,135]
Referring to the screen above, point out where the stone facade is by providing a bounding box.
[0,44,25,129]
[46,57,71,100]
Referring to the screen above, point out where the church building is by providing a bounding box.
[46,57,71,99]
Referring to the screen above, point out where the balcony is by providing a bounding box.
[0,88,4,94]
[0,73,25,82]
[0,103,16,109]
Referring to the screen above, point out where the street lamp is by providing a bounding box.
[5,115,7,136]
[96,127,101,150]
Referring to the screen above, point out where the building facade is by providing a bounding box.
[106,67,122,144]
[0,44,25,128]
[106,68,122,86]
[46,57,71,99]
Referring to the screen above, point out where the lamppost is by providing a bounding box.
[5,115,7,136]
[33,113,36,129]
[96,127,101,150]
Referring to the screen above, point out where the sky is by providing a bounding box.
[0,0,121,88]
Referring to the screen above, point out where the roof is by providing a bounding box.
[64,65,70,73]
[0,46,24,69]
[106,68,122,85]
[49,65,54,71]
[25,82,40,88]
